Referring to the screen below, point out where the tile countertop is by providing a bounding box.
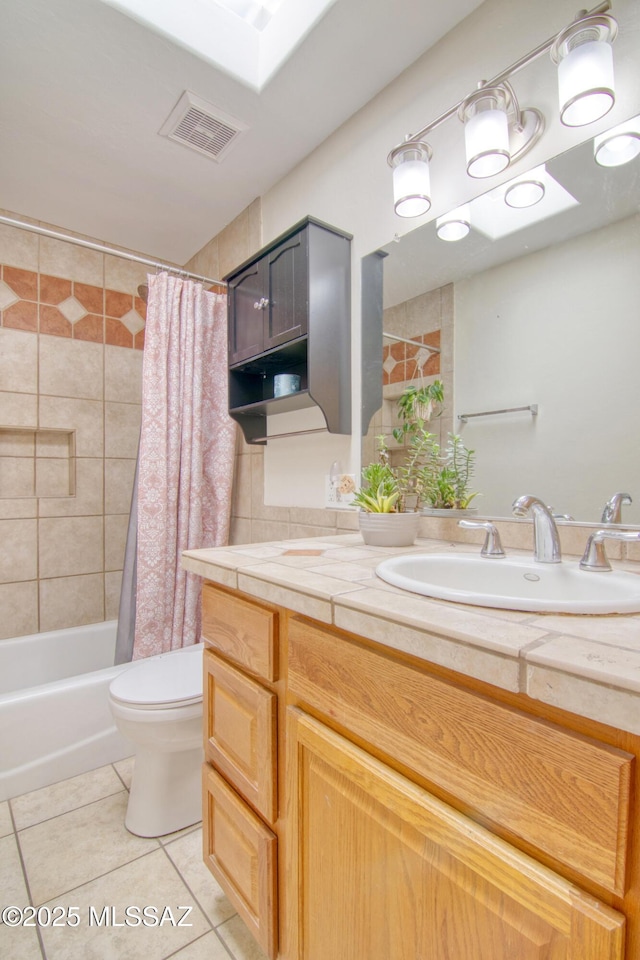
[182,534,640,736]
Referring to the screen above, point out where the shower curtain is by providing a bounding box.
[120,272,235,661]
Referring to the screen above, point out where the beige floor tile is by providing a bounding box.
[11,764,124,831]
[169,930,231,959]
[113,756,135,790]
[0,799,13,837]
[163,828,235,927]
[158,821,202,846]
[217,914,268,960]
[0,835,43,960]
[39,847,210,960]
[18,791,157,904]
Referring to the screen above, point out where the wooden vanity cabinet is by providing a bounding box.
[201,583,282,959]
[198,584,637,960]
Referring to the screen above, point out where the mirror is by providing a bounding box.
[369,119,640,525]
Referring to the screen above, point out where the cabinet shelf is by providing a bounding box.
[230,390,315,418]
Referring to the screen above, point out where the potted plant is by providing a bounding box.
[393,378,444,444]
[420,433,479,516]
[353,433,434,546]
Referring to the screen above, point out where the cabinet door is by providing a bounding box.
[228,260,265,365]
[263,229,308,351]
[204,649,277,823]
[203,763,278,958]
[287,708,625,960]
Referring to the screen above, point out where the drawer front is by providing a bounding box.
[288,617,633,896]
[202,583,278,681]
[203,763,278,959]
[204,649,277,823]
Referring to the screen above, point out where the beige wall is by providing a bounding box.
[0,217,149,639]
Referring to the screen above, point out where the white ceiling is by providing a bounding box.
[0,0,484,265]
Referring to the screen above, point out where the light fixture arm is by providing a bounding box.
[387,0,612,164]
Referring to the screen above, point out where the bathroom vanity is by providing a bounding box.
[183,532,640,960]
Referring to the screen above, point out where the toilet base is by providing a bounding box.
[125,745,204,837]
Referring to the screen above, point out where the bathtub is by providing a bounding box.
[0,620,134,801]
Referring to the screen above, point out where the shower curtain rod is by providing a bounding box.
[0,214,226,288]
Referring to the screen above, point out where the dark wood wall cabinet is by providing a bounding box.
[224,216,352,444]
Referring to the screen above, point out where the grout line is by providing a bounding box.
[7,798,47,960]
[12,786,129,834]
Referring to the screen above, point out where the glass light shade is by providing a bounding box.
[558,39,615,127]
[594,116,640,167]
[504,179,545,208]
[391,144,432,218]
[436,205,471,241]
[465,107,510,178]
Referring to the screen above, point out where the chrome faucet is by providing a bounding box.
[512,494,562,563]
[580,528,640,571]
[601,492,632,524]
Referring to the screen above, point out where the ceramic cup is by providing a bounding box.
[274,373,301,397]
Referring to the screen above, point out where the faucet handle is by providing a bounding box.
[458,519,506,558]
[580,528,640,571]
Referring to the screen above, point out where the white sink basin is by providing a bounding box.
[375,553,640,614]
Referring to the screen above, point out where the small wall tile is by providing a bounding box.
[3,266,38,300]
[104,402,141,459]
[40,275,72,305]
[0,519,38,583]
[104,458,136,515]
[39,335,103,400]
[0,457,35,497]
[39,457,103,518]
[104,345,143,403]
[3,300,38,332]
[39,237,103,286]
[229,516,252,545]
[39,573,104,632]
[35,430,73,458]
[104,255,150,295]
[0,328,38,393]
[73,282,103,313]
[39,516,104,579]
[73,314,104,343]
[0,580,38,639]
[0,498,37,520]
[39,304,72,337]
[0,224,38,271]
[38,396,103,458]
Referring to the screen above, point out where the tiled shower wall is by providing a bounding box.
[0,216,150,640]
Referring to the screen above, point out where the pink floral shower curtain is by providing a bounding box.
[133,272,235,659]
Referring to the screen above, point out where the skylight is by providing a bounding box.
[99,0,337,91]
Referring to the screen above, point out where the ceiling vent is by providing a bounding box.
[159,91,247,162]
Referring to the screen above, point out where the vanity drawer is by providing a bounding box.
[204,648,277,823]
[203,763,278,959]
[288,617,633,896]
[202,583,278,681]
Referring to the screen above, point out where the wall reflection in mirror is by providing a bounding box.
[368,113,640,526]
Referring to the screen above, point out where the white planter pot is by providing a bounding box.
[359,511,419,547]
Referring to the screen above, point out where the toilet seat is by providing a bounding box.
[109,644,203,709]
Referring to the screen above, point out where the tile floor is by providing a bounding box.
[0,758,267,960]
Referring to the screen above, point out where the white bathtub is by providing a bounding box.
[0,620,134,801]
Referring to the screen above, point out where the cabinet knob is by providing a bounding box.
[262,298,270,309]
[253,300,262,310]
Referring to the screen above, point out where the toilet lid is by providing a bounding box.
[110,645,203,707]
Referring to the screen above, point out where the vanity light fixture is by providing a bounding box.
[594,113,640,166]
[388,1,618,217]
[436,204,471,241]
[390,141,432,217]
[551,13,617,127]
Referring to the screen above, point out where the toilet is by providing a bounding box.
[108,643,204,838]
